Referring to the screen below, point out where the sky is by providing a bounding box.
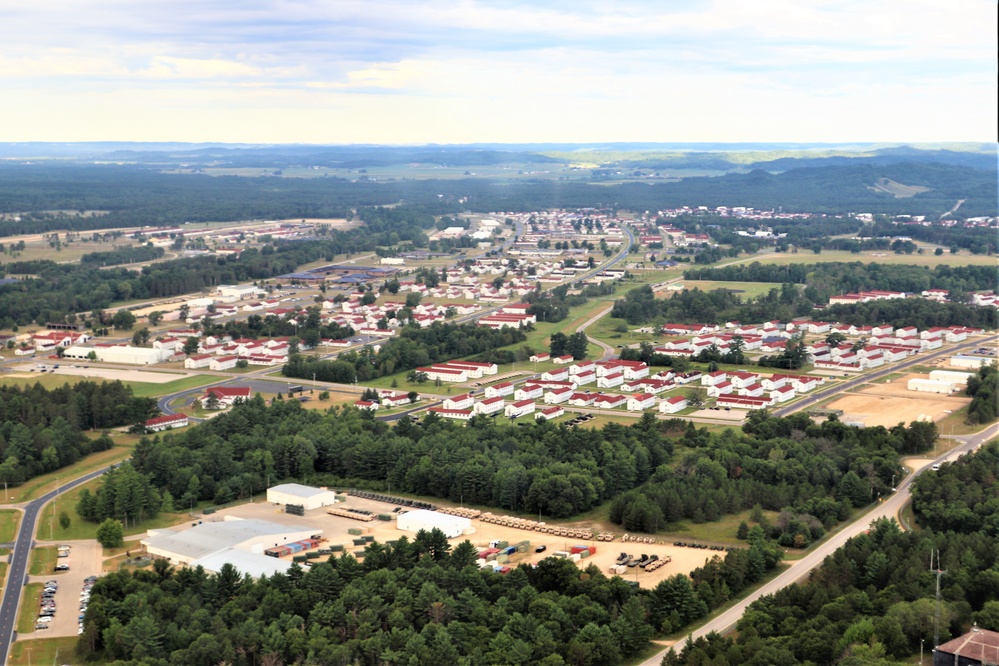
[0,0,995,144]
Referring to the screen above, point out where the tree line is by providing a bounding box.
[80,244,165,266]
[666,442,999,665]
[283,322,528,384]
[682,262,996,305]
[0,381,153,484]
[963,363,998,425]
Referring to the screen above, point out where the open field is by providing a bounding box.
[826,374,971,427]
[676,280,783,300]
[750,249,996,267]
[0,510,20,542]
[8,636,81,665]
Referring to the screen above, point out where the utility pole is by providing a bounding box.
[930,549,947,648]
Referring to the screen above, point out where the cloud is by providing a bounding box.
[0,0,994,141]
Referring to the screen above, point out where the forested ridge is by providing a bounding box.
[0,160,994,241]
[667,442,999,666]
[0,381,154,484]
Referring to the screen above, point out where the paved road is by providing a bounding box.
[0,465,116,662]
[636,421,999,666]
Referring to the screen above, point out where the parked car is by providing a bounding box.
[55,564,70,571]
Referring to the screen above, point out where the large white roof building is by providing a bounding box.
[142,517,320,575]
[396,510,473,539]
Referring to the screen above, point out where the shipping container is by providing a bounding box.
[292,555,307,562]
[330,544,344,552]
[352,539,366,546]
[377,514,392,521]
[348,528,363,536]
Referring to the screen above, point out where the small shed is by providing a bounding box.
[396,509,473,539]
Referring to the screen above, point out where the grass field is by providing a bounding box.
[7,636,81,665]
[28,546,58,576]
[679,280,784,300]
[0,509,20,542]
[10,433,140,503]
[16,582,43,634]
[752,249,996,267]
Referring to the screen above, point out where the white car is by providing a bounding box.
[37,616,53,623]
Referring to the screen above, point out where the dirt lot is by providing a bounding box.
[34,365,193,384]
[209,496,720,588]
[826,374,970,427]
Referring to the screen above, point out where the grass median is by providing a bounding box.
[16,582,44,634]
[0,509,20,542]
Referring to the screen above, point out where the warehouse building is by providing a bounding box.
[907,378,957,394]
[397,509,473,539]
[266,483,340,511]
[62,344,173,365]
[142,517,321,577]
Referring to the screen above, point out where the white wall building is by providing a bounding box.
[62,345,172,365]
[266,483,340,511]
[397,509,473,538]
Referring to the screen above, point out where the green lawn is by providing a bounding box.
[7,636,82,665]
[28,546,58,576]
[0,509,20,542]
[16,582,43,634]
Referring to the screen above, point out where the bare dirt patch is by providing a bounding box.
[826,375,969,427]
[31,365,193,384]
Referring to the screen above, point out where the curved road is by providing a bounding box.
[0,464,117,662]
[637,421,999,666]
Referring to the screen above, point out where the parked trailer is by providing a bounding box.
[328,507,375,522]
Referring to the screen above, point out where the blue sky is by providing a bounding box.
[1,0,995,143]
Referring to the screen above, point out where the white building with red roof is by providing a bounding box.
[659,395,688,414]
[627,393,656,411]
[474,396,506,415]
[145,413,189,432]
[200,386,252,408]
[505,399,536,418]
[536,405,564,421]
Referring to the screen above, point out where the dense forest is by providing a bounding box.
[963,363,998,425]
[682,262,996,305]
[666,442,999,665]
[77,535,654,665]
[128,400,675,517]
[609,413,936,544]
[283,323,529,383]
[0,381,155,484]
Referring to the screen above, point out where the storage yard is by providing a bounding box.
[203,493,720,588]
